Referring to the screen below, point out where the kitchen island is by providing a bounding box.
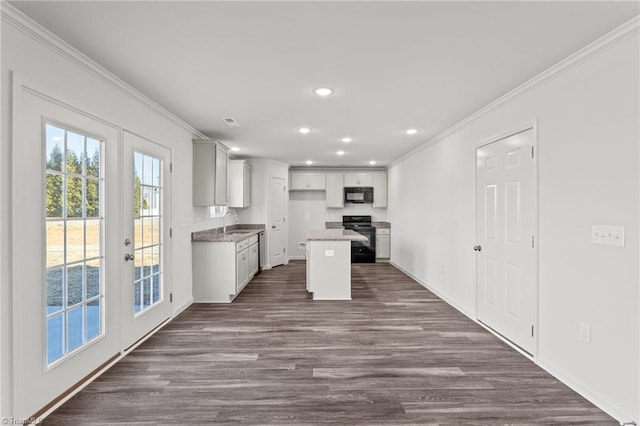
[306,229,368,300]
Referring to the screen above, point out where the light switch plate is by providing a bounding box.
[591,225,625,247]
[325,250,334,257]
[579,322,591,345]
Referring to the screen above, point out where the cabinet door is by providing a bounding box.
[243,162,251,207]
[249,243,258,277]
[307,173,326,190]
[192,142,216,206]
[373,173,388,208]
[214,145,228,205]
[376,234,390,258]
[290,173,308,190]
[325,174,344,208]
[236,248,249,291]
[344,173,372,187]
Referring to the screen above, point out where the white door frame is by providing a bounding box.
[473,119,539,359]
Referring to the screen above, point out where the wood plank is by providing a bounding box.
[43,261,615,425]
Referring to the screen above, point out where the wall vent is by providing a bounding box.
[223,117,240,127]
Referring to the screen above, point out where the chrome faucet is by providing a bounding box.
[222,209,239,233]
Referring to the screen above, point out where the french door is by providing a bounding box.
[12,83,121,418]
[476,127,537,355]
[121,131,172,349]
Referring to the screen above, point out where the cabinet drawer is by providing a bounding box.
[377,228,390,235]
[236,239,249,252]
[248,235,259,245]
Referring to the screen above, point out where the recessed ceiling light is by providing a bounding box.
[369,160,376,165]
[405,128,418,135]
[341,137,352,143]
[314,87,333,97]
[230,147,240,152]
[306,160,313,165]
[336,150,345,156]
[299,127,311,134]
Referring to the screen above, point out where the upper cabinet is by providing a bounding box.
[325,173,344,208]
[229,159,251,208]
[344,173,373,187]
[290,172,326,190]
[372,173,387,208]
[193,141,229,206]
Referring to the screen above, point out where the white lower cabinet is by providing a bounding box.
[376,228,390,259]
[193,234,260,302]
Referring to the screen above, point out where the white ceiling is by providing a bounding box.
[10,1,639,167]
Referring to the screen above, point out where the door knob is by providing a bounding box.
[473,245,482,252]
[272,225,276,229]
[125,253,135,261]
[124,238,132,246]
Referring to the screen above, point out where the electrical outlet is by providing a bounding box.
[298,242,306,249]
[591,225,625,247]
[325,250,334,257]
[579,322,591,345]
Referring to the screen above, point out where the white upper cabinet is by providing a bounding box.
[344,173,373,187]
[290,172,326,190]
[229,159,251,208]
[325,173,344,208]
[372,173,388,208]
[193,141,229,206]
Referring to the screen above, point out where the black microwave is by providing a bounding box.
[344,187,374,204]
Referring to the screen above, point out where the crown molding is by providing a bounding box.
[390,15,640,168]
[1,2,209,140]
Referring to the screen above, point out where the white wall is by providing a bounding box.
[0,6,224,417]
[288,191,387,258]
[388,28,639,422]
[236,159,289,268]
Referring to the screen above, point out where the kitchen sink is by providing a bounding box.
[225,230,252,235]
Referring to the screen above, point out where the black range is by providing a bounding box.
[342,215,376,263]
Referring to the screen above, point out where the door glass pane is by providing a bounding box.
[45,123,104,366]
[133,151,163,316]
[67,264,84,307]
[46,314,64,364]
[86,259,100,299]
[86,300,101,341]
[66,132,84,175]
[46,221,64,268]
[66,220,85,264]
[46,268,64,315]
[66,305,84,352]
[46,174,63,218]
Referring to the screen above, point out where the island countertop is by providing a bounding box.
[306,229,368,242]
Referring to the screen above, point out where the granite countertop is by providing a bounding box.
[192,224,265,243]
[307,229,368,242]
[325,221,390,229]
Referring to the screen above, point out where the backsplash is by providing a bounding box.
[288,191,387,258]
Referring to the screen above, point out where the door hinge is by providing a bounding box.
[531,146,534,159]
[532,235,535,248]
[170,228,173,238]
[170,163,173,173]
[283,247,286,253]
[531,325,534,337]
[170,293,173,303]
[283,217,286,223]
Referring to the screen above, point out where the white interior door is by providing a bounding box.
[476,128,537,355]
[12,83,120,418]
[270,177,286,267]
[121,131,172,349]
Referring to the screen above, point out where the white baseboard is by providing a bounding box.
[288,256,305,261]
[537,356,635,424]
[37,316,173,423]
[389,260,475,320]
[173,297,193,317]
[389,260,635,425]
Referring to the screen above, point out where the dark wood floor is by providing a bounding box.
[44,261,615,425]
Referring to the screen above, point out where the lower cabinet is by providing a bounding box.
[376,228,390,259]
[193,234,260,302]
